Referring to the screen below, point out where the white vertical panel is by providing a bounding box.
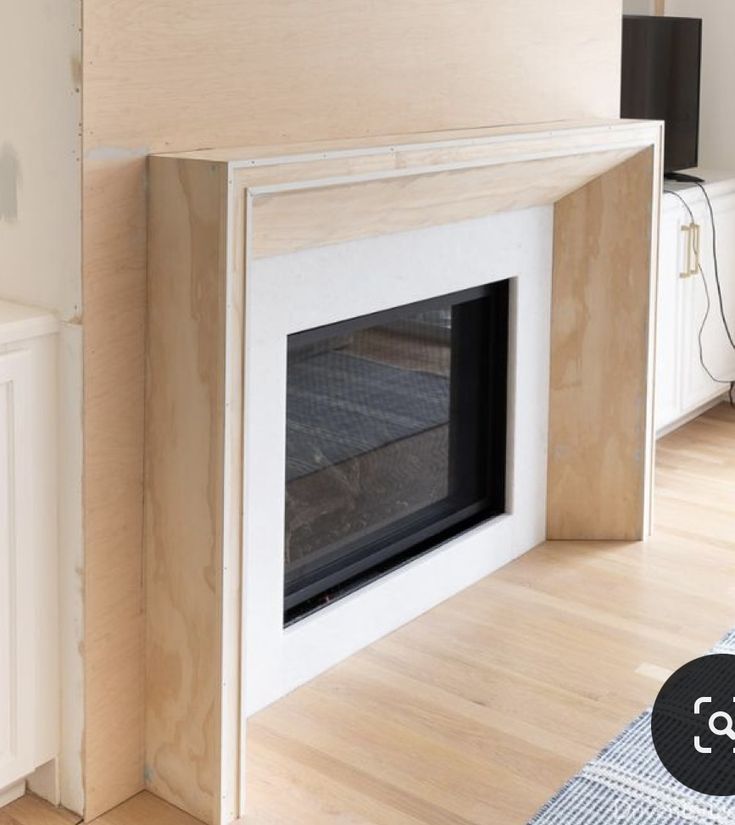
[0,350,34,790]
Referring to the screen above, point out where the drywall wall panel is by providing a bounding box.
[81,0,624,817]
[0,0,81,319]
[623,0,658,12]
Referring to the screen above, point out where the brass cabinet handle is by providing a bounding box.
[680,222,701,278]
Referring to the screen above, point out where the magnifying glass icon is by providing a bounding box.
[709,711,735,740]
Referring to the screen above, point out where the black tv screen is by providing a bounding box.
[621,15,702,173]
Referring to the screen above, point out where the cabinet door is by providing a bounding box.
[0,350,34,790]
[681,196,735,411]
[655,207,687,431]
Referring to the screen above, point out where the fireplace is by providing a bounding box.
[284,283,509,622]
[145,120,660,824]
[226,203,555,719]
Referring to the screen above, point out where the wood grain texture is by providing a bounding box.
[80,2,623,813]
[145,158,230,824]
[250,148,639,258]
[144,121,660,821]
[0,795,78,825]
[163,119,650,164]
[83,0,621,152]
[82,157,148,820]
[547,148,656,540]
[92,793,203,825]
[12,405,735,823]
[238,404,735,825]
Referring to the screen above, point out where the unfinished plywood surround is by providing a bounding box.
[82,1,624,816]
[548,149,656,540]
[145,120,663,824]
[145,158,232,824]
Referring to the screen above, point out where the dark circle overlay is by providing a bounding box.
[651,654,735,796]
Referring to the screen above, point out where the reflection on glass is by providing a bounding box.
[284,284,508,622]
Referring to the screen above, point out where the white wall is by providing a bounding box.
[0,1,81,318]
[0,0,84,815]
[666,0,735,172]
[624,0,656,13]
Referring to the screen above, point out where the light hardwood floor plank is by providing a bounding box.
[244,403,735,824]
[91,793,202,825]
[0,795,78,825]
[7,403,735,824]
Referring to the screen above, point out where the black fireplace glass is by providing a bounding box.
[284,282,509,623]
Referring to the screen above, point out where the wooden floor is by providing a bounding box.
[7,403,735,824]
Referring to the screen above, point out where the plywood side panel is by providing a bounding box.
[250,148,639,258]
[82,156,148,820]
[144,158,230,824]
[547,148,655,540]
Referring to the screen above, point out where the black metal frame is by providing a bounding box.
[283,281,509,625]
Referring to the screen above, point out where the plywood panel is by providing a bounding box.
[166,120,653,167]
[83,0,621,153]
[145,158,230,824]
[82,157,148,820]
[547,148,656,540]
[250,148,639,258]
[81,0,624,815]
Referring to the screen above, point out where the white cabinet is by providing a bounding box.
[656,173,735,434]
[0,303,59,803]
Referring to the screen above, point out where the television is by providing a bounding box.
[621,15,702,175]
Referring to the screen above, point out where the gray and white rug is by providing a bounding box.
[529,629,735,825]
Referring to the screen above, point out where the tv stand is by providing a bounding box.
[665,171,706,184]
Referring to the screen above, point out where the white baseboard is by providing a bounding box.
[0,780,26,809]
[657,392,728,438]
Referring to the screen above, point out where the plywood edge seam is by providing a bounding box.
[154,119,658,165]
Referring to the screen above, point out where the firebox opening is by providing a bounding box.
[284,281,509,625]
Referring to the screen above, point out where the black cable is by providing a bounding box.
[692,181,735,351]
[663,188,735,405]
[693,249,735,399]
[664,188,695,223]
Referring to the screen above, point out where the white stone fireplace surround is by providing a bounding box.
[244,207,553,714]
[145,119,662,824]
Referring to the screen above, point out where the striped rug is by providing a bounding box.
[529,630,735,825]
